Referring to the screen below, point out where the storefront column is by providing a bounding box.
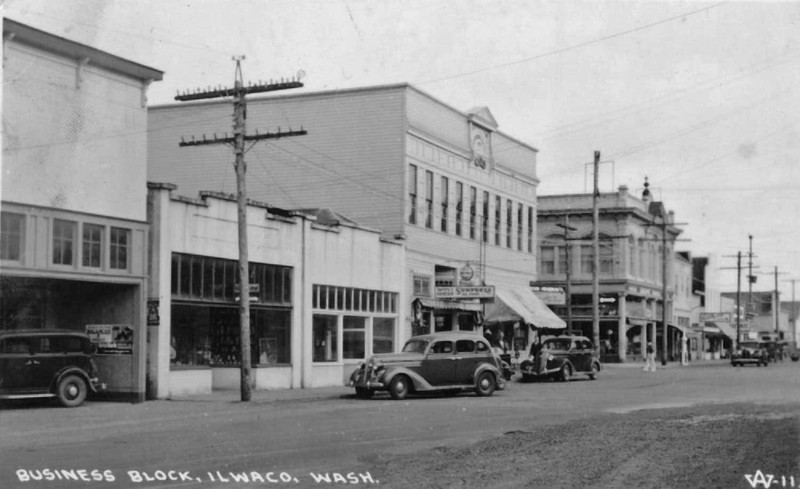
[298,215,313,389]
[617,294,627,362]
[147,183,176,400]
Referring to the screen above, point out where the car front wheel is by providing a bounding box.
[56,374,88,408]
[388,375,410,400]
[475,371,496,397]
[559,365,572,382]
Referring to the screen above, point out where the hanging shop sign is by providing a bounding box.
[459,265,475,284]
[234,283,260,302]
[85,324,134,355]
[530,286,566,305]
[435,285,495,300]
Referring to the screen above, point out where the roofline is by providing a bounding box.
[150,82,539,153]
[4,18,163,82]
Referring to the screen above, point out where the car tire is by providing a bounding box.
[355,387,374,400]
[588,363,599,380]
[559,365,572,382]
[56,374,88,408]
[475,371,496,397]
[388,375,410,401]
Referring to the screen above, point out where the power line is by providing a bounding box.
[417,2,726,86]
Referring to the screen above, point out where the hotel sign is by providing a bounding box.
[435,285,495,299]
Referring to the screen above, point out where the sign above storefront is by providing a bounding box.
[699,312,732,322]
[530,286,566,305]
[435,285,495,300]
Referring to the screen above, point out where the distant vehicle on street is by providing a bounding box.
[348,332,509,400]
[0,329,105,407]
[730,340,769,367]
[519,335,601,382]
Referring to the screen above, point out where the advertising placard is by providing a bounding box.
[85,324,134,355]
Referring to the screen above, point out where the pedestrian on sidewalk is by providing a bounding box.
[643,342,657,372]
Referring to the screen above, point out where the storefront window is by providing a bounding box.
[373,318,394,353]
[171,305,291,367]
[343,316,366,359]
[313,314,338,362]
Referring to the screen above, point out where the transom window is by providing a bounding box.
[313,285,397,313]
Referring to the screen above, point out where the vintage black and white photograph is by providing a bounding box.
[1,1,799,488]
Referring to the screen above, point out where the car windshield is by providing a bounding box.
[402,339,428,354]
[740,342,762,349]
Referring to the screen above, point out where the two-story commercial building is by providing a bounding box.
[1,19,162,401]
[532,182,683,363]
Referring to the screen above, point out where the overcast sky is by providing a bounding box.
[4,0,799,296]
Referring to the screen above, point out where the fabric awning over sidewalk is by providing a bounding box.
[706,321,737,340]
[484,287,566,329]
[413,297,483,312]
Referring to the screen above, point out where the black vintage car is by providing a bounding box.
[0,329,105,407]
[730,340,769,367]
[348,332,509,400]
[519,335,601,382]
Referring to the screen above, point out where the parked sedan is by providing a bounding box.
[519,335,601,382]
[0,329,105,407]
[348,332,507,400]
[730,341,769,367]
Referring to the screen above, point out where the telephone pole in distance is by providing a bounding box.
[175,57,307,401]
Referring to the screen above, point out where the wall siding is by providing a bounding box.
[148,87,408,237]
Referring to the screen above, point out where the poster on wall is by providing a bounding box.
[85,324,134,354]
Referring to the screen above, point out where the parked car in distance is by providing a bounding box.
[730,340,769,367]
[348,332,508,400]
[0,329,105,407]
[519,335,601,382]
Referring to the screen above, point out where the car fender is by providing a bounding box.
[382,367,435,391]
[52,367,96,393]
[473,363,505,390]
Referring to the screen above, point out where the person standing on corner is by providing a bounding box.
[643,342,657,372]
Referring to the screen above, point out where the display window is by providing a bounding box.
[171,304,291,368]
[313,314,338,362]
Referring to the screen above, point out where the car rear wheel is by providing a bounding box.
[56,374,88,408]
[588,363,599,380]
[559,365,572,382]
[475,371,496,397]
[355,387,374,399]
[388,375,410,400]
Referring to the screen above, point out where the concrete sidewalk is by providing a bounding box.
[165,359,732,404]
[166,385,355,404]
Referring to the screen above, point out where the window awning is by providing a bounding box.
[484,287,566,329]
[413,297,483,312]
[706,321,736,340]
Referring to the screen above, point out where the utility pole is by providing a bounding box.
[736,252,742,350]
[591,151,601,354]
[784,279,798,347]
[747,235,756,316]
[555,215,577,334]
[175,58,306,401]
